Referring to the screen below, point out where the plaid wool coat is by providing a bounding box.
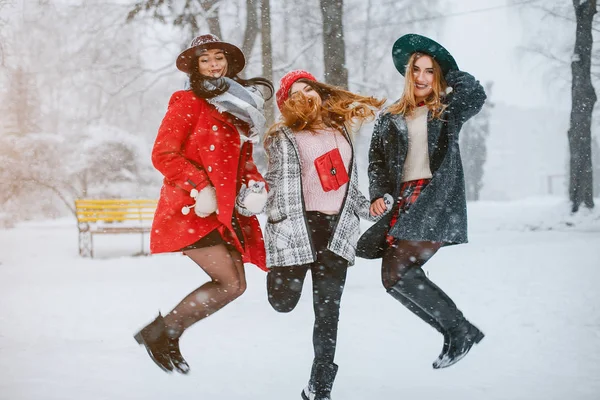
[263,126,378,268]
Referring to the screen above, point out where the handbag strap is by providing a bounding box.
[332,128,340,149]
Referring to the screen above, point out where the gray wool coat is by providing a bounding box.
[356,70,487,260]
[264,125,379,268]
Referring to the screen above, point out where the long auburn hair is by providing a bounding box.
[266,79,385,140]
[387,52,447,120]
[189,54,274,100]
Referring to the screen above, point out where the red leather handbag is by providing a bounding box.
[314,148,349,192]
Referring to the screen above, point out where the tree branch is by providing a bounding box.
[273,35,320,73]
[23,177,77,216]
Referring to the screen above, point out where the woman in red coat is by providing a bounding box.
[134,34,273,375]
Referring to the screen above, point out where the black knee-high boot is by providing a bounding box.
[387,267,484,369]
[387,284,450,359]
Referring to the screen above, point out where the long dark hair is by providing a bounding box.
[189,54,274,100]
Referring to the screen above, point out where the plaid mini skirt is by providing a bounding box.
[386,178,430,246]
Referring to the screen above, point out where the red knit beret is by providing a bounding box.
[276,70,317,111]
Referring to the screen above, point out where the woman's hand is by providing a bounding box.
[181,185,217,217]
[369,194,393,217]
[236,180,268,215]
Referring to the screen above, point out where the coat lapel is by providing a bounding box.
[388,109,447,180]
[341,125,355,178]
[389,113,408,147]
[388,113,408,190]
[281,126,301,161]
[426,111,443,160]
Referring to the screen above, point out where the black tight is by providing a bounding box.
[163,244,245,339]
[267,258,347,363]
[266,212,348,364]
[381,240,443,289]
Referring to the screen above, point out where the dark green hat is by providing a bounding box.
[392,34,458,77]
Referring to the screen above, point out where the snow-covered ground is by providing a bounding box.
[1,197,599,400]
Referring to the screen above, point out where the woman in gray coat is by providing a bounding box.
[264,70,388,400]
[357,34,487,369]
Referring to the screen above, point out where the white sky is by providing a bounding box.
[440,0,571,111]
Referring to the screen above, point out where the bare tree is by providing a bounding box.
[126,0,263,81]
[261,0,274,125]
[593,135,600,195]
[518,0,598,211]
[568,0,596,212]
[0,1,160,222]
[348,0,443,95]
[461,82,494,201]
[320,0,348,88]
[0,0,10,66]
[2,66,40,135]
[127,0,224,38]
[242,0,260,58]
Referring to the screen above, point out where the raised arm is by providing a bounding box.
[444,70,487,125]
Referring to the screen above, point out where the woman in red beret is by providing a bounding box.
[264,70,389,400]
[133,34,273,374]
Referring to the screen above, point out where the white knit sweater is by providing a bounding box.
[402,105,433,182]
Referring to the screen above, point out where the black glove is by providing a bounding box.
[446,70,477,90]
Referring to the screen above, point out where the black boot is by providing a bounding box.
[134,313,173,373]
[167,336,190,374]
[434,321,484,369]
[387,285,450,360]
[301,360,338,400]
[388,267,484,369]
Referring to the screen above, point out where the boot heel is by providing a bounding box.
[134,332,144,345]
[474,330,485,344]
[300,388,310,400]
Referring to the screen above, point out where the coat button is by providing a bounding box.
[209,144,215,151]
[207,166,212,172]
[212,125,218,131]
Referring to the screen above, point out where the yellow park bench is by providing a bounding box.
[75,199,157,258]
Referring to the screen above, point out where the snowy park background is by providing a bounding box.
[1,0,600,399]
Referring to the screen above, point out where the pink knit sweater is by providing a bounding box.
[294,128,352,214]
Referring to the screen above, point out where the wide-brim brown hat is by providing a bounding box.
[176,34,246,76]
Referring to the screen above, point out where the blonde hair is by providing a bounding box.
[387,53,447,120]
[266,79,385,140]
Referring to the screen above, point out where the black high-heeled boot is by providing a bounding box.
[134,313,174,373]
[388,267,484,369]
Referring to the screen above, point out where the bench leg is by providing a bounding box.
[134,232,150,257]
[79,231,93,258]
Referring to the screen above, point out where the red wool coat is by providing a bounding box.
[150,90,267,271]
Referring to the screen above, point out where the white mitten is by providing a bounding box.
[383,193,394,213]
[181,186,217,217]
[237,180,268,215]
